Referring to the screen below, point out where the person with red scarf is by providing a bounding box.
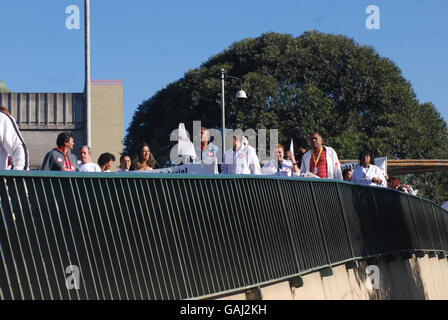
[299,132,343,180]
[41,132,79,171]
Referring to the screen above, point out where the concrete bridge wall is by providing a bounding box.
[217,253,448,300]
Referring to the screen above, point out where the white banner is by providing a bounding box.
[146,160,218,175]
[177,123,197,159]
[341,157,388,177]
[442,201,448,211]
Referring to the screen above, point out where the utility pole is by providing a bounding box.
[221,68,226,159]
[84,0,91,147]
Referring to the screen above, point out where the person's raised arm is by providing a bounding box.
[290,153,300,175]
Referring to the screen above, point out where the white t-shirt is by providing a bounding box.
[0,112,28,170]
[193,143,220,165]
[351,164,386,187]
[221,145,261,175]
[79,162,102,172]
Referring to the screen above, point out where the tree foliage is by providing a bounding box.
[0,81,11,93]
[125,31,448,203]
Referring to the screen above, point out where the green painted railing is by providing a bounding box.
[0,171,447,300]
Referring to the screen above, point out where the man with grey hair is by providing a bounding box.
[78,146,101,172]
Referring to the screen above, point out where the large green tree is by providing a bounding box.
[125,31,448,203]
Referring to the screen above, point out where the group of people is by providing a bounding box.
[222,131,344,180]
[40,132,157,173]
[341,151,386,187]
[342,152,416,194]
[0,105,418,194]
[39,132,115,172]
[206,129,417,194]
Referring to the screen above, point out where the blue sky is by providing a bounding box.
[1,0,447,137]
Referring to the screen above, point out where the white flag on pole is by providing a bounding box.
[290,139,294,155]
[177,123,197,159]
[442,201,448,211]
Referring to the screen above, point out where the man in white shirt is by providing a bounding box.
[0,109,28,170]
[221,135,261,175]
[78,146,102,172]
[262,144,300,177]
[299,132,343,180]
[351,151,386,187]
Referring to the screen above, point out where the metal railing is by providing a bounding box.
[0,171,447,300]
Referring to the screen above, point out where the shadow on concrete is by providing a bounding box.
[351,255,426,300]
[349,186,428,300]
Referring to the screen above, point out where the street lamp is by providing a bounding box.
[220,68,248,158]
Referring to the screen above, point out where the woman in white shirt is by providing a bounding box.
[351,151,386,187]
[261,144,300,177]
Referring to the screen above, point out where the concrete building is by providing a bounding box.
[0,80,123,170]
[90,79,123,168]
